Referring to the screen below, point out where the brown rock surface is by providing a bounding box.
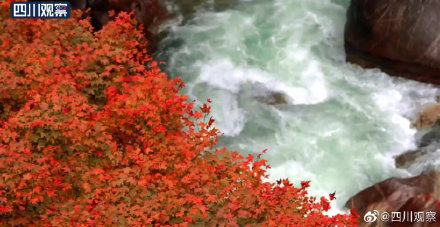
[413,104,440,130]
[395,105,440,170]
[392,194,440,227]
[346,171,440,226]
[345,0,440,84]
[395,149,430,169]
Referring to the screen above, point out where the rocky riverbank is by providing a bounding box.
[345,0,440,225]
[346,102,440,225]
[346,171,440,226]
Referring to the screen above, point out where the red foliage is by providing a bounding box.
[88,0,170,53]
[0,2,357,226]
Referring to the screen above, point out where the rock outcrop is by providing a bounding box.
[395,148,431,170]
[345,0,440,84]
[346,171,440,226]
[413,103,440,130]
[395,104,440,169]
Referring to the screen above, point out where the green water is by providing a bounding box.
[158,0,439,212]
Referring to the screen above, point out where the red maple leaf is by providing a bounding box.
[329,192,336,200]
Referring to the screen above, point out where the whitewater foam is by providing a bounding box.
[158,0,440,212]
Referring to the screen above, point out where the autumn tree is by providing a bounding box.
[0,1,356,226]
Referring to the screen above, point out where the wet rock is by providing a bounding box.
[255,91,288,105]
[393,194,440,227]
[418,120,440,148]
[345,0,440,84]
[413,104,440,130]
[346,171,440,226]
[394,101,440,170]
[395,111,440,170]
[395,149,431,169]
[240,83,289,105]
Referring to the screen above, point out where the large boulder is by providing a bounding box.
[346,171,440,226]
[345,0,440,84]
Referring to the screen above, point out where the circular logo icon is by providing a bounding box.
[364,210,379,223]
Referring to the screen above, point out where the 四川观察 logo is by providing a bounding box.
[10,1,70,19]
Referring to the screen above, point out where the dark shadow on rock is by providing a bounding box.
[392,194,440,227]
[239,82,290,106]
[395,149,431,170]
[418,120,440,148]
[255,91,288,105]
[395,119,440,169]
[345,0,440,84]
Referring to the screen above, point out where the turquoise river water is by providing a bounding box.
[157,0,440,213]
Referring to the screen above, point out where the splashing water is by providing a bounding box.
[158,0,440,212]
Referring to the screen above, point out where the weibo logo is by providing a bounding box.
[364,210,379,223]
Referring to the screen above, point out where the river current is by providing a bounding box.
[157,0,440,212]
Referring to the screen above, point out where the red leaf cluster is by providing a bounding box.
[0,2,356,226]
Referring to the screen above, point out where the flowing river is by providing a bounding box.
[157,0,440,212]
